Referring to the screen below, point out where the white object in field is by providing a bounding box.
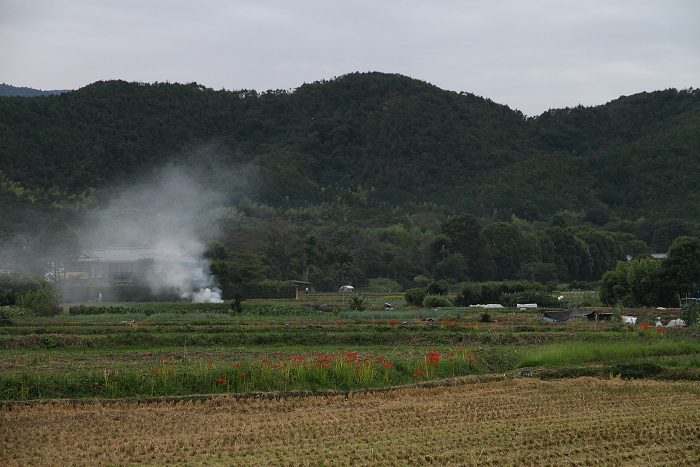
[667,319,685,327]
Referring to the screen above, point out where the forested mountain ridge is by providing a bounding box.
[1,73,700,292]
[0,73,698,230]
[0,83,69,97]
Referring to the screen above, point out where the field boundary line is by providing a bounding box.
[0,373,508,410]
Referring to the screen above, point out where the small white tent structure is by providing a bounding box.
[339,285,354,305]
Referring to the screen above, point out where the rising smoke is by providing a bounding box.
[77,162,249,303]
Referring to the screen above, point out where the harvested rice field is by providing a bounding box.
[3,377,700,466]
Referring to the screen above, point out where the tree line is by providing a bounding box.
[601,236,700,308]
[204,211,635,293]
[3,209,698,307]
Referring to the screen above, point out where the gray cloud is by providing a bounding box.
[1,0,698,115]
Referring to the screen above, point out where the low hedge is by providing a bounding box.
[219,281,296,300]
[454,281,549,307]
[60,280,296,303]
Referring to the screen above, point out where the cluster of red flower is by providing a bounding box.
[427,351,441,364]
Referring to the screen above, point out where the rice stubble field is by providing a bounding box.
[3,377,700,466]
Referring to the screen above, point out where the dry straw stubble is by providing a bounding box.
[2,378,700,466]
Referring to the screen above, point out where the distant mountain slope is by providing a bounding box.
[0,73,698,225]
[0,83,70,97]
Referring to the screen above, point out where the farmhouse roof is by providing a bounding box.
[78,248,198,264]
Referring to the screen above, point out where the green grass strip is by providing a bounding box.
[517,340,700,368]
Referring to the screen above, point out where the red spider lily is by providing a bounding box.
[160,355,167,360]
[208,360,214,364]
[427,352,441,364]
[640,322,652,330]
[169,367,175,370]
[292,356,304,361]
[656,327,664,332]
[233,364,239,367]
[389,320,398,325]
[274,364,280,368]
[150,368,159,372]
[337,321,343,325]
[217,378,226,382]
[412,371,424,376]
[383,364,394,368]
[471,360,477,363]
[139,322,147,326]
[261,359,268,363]
[241,373,247,376]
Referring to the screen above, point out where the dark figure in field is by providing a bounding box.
[230,293,244,314]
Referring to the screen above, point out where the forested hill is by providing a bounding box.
[0,83,69,97]
[0,73,699,225]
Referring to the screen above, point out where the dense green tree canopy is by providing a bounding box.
[662,236,700,298]
[0,74,698,232]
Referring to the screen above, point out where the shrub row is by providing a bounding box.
[68,303,327,317]
[500,291,560,308]
[0,306,36,323]
[423,295,453,308]
[406,281,556,308]
[243,304,324,317]
[68,303,233,316]
[454,281,546,306]
[0,273,48,306]
[215,280,296,300]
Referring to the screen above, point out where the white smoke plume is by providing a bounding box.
[77,162,248,303]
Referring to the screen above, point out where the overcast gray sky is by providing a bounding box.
[1,0,698,115]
